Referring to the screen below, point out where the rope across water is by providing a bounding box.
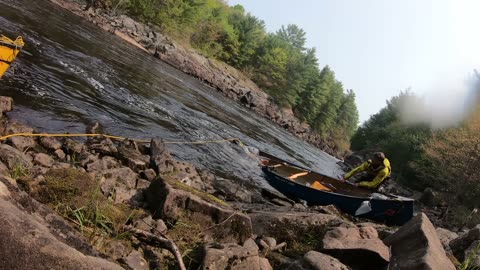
[0,132,240,145]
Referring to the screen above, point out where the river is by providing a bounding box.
[0,0,343,188]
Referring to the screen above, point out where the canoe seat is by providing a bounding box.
[311,181,331,191]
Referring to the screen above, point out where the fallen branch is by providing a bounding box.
[124,225,186,270]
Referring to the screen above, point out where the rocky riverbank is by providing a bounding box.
[48,0,343,158]
[0,96,477,269]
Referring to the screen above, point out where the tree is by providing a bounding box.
[228,6,266,67]
[276,24,307,52]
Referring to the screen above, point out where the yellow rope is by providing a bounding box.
[0,132,239,145]
[0,35,24,48]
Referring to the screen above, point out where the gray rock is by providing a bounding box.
[384,213,455,270]
[263,237,276,248]
[450,224,480,260]
[113,185,138,205]
[142,168,156,182]
[259,257,273,270]
[202,242,269,270]
[34,153,54,168]
[436,227,458,254]
[248,211,348,236]
[40,137,62,151]
[117,146,149,172]
[464,240,480,268]
[0,161,9,176]
[0,96,13,115]
[86,156,120,172]
[88,138,117,156]
[63,138,84,155]
[155,219,168,234]
[124,250,148,270]
[120,15,137,33]
[420,187,441,207]
[146,176,252,243]
[0,182,123,270]
[54,149,66,160]
[150,138,175,174]
[100,167,138,195]
[0,144,33,171]
[136,178,150,189]
[134,216,154,232]
[322,226,389,270]
[5,121,36,151]
[303,251,350,270]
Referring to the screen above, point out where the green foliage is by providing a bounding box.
[351,88,480,228]
[457,242,480,270]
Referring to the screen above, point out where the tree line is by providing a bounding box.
[90,0,359,150]
[351,85,480,227]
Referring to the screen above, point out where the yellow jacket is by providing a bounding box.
[344,158,391,189]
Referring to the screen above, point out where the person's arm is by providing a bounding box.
[358,168,388,188]
[344,160,370,180]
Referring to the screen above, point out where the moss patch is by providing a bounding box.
[267,219,328,258]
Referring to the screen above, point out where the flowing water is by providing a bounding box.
[0,0,343,188]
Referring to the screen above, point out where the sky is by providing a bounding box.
[227,0,480,124]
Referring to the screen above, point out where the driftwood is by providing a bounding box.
[124,225,186,270]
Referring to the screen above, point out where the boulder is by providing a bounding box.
[100,167,138,195]
[450,224,480,260]
[357,222,398,240]
[0,160,10,176]
[420,188,441,207]
[0,96,13,115]
[384,213,455,270]
[0,144,33,171]
[322,226,389,270]
[40,137,62,151]
[63,138,84,155]
[303,251,351,270]
[86,156,120,172]
[248,211,348,236]
[88,138,117,156]
[146,176,252,243]
[123,250,148,270]
[463,240,480,268]
[150,138,175,174]
[201,241,271,270]
[141,168,156,182]
[117,146,149,172]
[4,121,36,151]
[0,183,123,269]
[436,227,458,254]
[54,149,66,160]
[34,153,54,168]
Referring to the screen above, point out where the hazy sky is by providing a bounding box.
[227,0,480,123]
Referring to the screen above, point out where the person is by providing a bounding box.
[342,152,391,189]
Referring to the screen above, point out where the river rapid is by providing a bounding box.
[0,0,344,188]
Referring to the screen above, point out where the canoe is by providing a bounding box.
[260,151,414,225]
[0,35,24,78]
